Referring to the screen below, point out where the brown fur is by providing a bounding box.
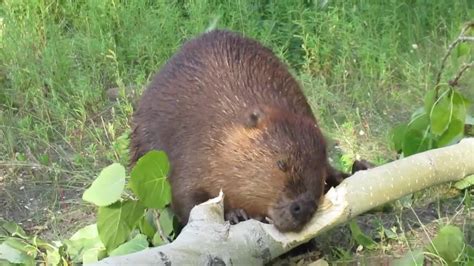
[130,29,360,232]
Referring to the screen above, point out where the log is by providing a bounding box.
[89,138,474,266]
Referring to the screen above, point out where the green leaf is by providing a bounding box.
[349,220,377,250]
[0,241,35,265]
[411,107,426,120]
[393,248,424,266]
[82,247,107,264]
[152,231,165,247]
[454,175,474,190]
[159,207,175,237]
[456,43,471,58]
[425,225,464,265]
[16,153,26,161]
[437,118,464,147]
[64,224,106,263]
[463,189,472,209]
[109,234,149,257]
[30,236,58,252]
[383,227,398,240]
[70,224,101,241]
[466,244,474,261]
[46,247,61,266]
[435,90,469,147]
[130,150,172,209]
[403,113,432,156]
[64,238,105,263]
[97,200,145,252]
[82,163,126,207]
[430,90,453,136]
[138,211,157,240]
[3,238,37,258]
[149,208,176,246]
[424,89,436,113]
[451,91,468,122]
[1,221,28,239]
[39,154,49,165]
[390,124,407,152]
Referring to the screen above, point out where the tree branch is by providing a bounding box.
[89,138,474,266]
[435,21,474,90]
[449,61,473,86]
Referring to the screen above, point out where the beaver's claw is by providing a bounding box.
[225,208,250,224]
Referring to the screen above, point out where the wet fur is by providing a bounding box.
[130,29,361,232]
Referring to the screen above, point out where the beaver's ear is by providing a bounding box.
[276,159,288,172]
[244,107,265,128]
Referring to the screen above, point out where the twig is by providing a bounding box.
[459,36,474,42]
[449,61,473,86]
[435,21,474,94]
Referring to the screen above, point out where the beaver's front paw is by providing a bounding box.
[351,159,375,174]
[225,208,250,224]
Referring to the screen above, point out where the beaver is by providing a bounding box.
[130,29,369,232]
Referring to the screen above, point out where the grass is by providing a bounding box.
[0,0,473,263]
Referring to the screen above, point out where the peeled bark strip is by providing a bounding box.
[90,138,474,266]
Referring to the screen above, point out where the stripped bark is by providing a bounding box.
[90,138,474,266]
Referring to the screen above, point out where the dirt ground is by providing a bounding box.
[2,165,472,265]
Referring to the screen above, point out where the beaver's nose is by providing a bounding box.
[289,197,316,221]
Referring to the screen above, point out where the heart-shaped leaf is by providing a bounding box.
[425,225,464,265]
[430,90,452,136]
[454,175,474,190]
[437,118,464,147]
[403,112,432,156]
[65,224,106,263]
[130,151,172,209]
[0,241,35,265]
[159,207,175,238]
[83,163,126,206]
[424,88,436,113]
[451,90,468,123]
[138,211,157,240]
[390,124,407,152]
[97,200,145,252]
[109,234,149,257]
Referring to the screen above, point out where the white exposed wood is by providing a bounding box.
[89,138,474,266]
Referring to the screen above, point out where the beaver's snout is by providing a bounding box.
[269,192,318,232]
[289,199,316,221]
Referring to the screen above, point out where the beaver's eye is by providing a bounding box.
[245,108,264,128]
[276,160,288,172]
